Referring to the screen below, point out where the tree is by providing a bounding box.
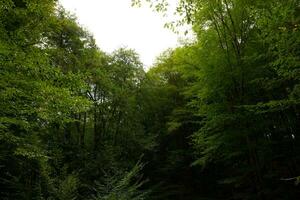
[0,1,90,199]
[134,0,300,199]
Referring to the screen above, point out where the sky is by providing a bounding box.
[59,0,185,68]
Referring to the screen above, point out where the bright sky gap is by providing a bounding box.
[59,0,185,69]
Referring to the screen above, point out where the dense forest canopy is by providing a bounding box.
[0,0,300,199]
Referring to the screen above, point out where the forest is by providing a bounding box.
[0,0,300,199]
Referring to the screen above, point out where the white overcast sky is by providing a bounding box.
[59,0,185,68]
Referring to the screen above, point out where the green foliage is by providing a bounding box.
[1,0,300,199]
[91,161,149,200]
[0,1,149,199]
[134,0,300,199]
[57,174,79,200]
